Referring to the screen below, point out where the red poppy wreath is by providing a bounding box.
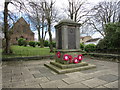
[63,54,69,61]
[56,52,61,58]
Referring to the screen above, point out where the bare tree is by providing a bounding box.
[65,0,89,23]
[42,0,57,52]
[88,1,120,37]
[3,1,10,54]
[27,1,45,47]
[3,0,26,54]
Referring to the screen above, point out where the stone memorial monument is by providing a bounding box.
[44,19,96,74]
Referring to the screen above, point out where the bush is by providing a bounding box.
[44,40,49,47]
[53,42,56,48]
[36,42,41,46]
[23,40,28,47]
[80,43,84,50]
[29,41,36,47]
[51,42,56,48]
[97,22,120,49]
[48,42,56,48]
[85,44,96,52]
[18,38,27,46]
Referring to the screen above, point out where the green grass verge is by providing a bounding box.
[2,45,55,58]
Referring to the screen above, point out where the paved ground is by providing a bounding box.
[0,62,2,89]
[1,57,119,89]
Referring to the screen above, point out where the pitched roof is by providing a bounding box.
[86,38,100,42]
[80,36,92,39]
[17,17,28,25]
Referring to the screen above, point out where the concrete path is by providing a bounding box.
[1,57,119,89]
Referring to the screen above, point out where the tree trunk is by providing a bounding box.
[3,2,11,54]
[118,13,120,22]
[41,15,44,48]
[74,11,77,22]
[48,19,53,52]
[37,25,41,42]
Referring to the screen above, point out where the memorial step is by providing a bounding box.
[44,63,96,74]
[50,61,88,69]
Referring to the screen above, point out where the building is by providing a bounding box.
[80,36,92,44]
[10,17,34,44]
[85,38,101,45]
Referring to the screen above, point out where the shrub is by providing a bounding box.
[97,22,120,49]
[29,41,36,47]
[51,42,56,48]
[18,38,27,46]
[36,42,41,46]
[52,42,56,48]
[48,42,56,48]
[23,40,28,47]
[80,43,84,50]
[85,44,96,52]
[44,40,49,47]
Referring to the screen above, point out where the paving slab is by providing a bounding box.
[23,73,34,78]
[33,73,44,78]
[29,70,41,74]
[98,74,118,83]
[11,75,24,82]
[42,88,59,90]
[41,72,55,77]
[40,80,68,88]
[81,78,108,88]
[65,72,85,77]
[28,67,42,71]
[83,69,115,78]
[18,84,42,88]
[47,74,68,81]
[0,66,2,90]
[96,85,109,88]
[39,67,52,73]
[25,77,49,86]
[62,75,93,84]
[58,82,89,88]
[11,80,26,88]
[80,64,109,74]
[2,82,12,88]
[0,84,2,90]
[2,76,12,83]
[103,80,118,88]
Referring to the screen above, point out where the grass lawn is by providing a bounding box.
[2,45,55,58]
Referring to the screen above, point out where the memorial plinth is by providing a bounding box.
[44,19,96,74]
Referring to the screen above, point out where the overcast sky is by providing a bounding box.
[0,0,106,11]
[0,0,110,40]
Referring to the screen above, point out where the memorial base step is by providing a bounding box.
[44,61,96,74]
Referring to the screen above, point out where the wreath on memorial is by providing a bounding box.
[63,54,69,61]
[56,52,61,58]
[63,54,83,64]
[69,55,73,63]
[73,57,79,64]
[77,54,83,61]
